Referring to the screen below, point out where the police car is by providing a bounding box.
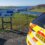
[26,13,45,45]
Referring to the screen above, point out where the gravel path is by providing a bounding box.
[0,32,27,45]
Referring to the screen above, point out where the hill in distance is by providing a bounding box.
[30,4,45,12]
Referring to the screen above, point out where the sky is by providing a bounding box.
[0,0,45,6]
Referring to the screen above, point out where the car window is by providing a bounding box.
[32,14,45,28]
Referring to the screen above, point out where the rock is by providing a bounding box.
[4,37,27,45]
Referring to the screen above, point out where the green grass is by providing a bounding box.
[30,7,45,12]
[0,30,10,32]
[0,13,37,31]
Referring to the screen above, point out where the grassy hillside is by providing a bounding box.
[28,4,45,12]
[30,7,45,12]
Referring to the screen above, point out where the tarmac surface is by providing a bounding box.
[0,32,27,45]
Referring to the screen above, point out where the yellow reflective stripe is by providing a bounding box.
[42,29,45,34]
[28,32,43,45]
[29,33,42,45]
[28,41,32,45]
[29,32,34,38]
[36,41,42,45]
[26,35,32,45]
[33,25,42,32]
[26,37,27,43]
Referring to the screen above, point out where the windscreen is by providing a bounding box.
[32,14,45,28]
